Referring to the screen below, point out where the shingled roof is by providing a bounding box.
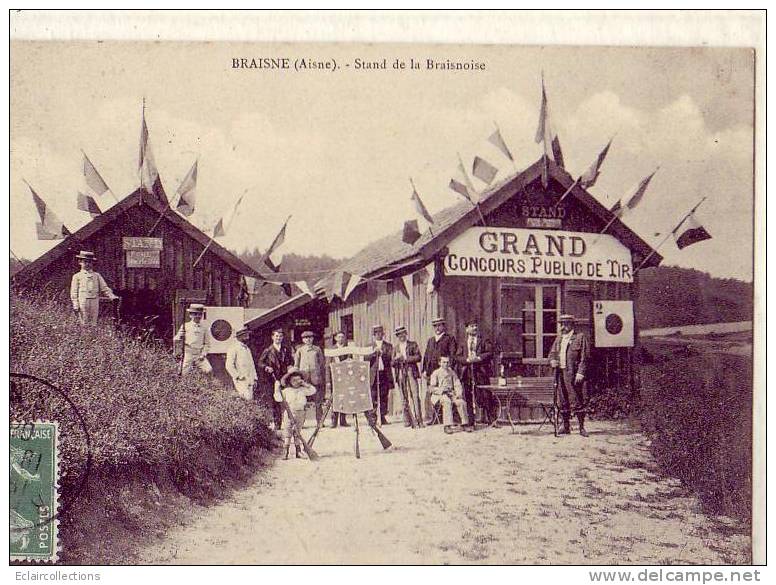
[315,157,662,292]
[12,187,264,286]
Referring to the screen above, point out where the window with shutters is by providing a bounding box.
[499,283,561,363]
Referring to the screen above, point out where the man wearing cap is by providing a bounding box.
[173,304,214,375]
[549,314,591,437]
[393,326,423,428]
[258,327,295,430]
[369,325,394,426]
[421,317,458,425]
[70,251,119,325]
[294,330,326,426]
[226,327,257,401]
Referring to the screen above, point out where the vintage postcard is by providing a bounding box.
[7,9,764,573]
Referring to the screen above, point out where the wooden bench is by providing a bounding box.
[478,376,558,434]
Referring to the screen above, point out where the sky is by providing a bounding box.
[10,42,754,281]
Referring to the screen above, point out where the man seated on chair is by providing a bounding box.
[428,355,473,434]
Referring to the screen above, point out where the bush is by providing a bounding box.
[639,341,752,526]
[10,292,275,492]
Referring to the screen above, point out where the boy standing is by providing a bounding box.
[275,368,317,459]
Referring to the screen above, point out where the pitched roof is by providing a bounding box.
[12,188,264,286]
[316,157,662,291]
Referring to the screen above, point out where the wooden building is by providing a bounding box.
[12,187,263,346]
[313,158,662,395]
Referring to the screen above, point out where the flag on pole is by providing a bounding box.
[623,169,657,212]
[535,77,564,187]
[175,160,198,217]
[76,192,101,218]
[139,102,167,206]
[262,216,290,270]
[28,184,70,240]
[213,193,245,238]
[82,152,116,206]
[488,127,514,162]
[472,156,498,185]
[674,212,712,249]
[448,178,474,204]
[402,219,422,245]
[343,274,364,301]
[411,183,434,225]
[579,139,613,189]
[331,270,348,301]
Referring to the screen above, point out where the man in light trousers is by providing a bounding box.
[226,327,257,400]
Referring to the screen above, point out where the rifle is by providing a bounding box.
[398,363,419,428]
[307,398,332,448]
[273,373,319,461]
[366,413,393,450]
[553,367,561,437]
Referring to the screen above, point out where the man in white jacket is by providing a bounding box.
[70,250,119,324]
[225,327,257,400]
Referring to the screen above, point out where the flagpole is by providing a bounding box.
[192,190,247,268]
[554,177,580,209]
[410,177,434,238]
[80,149,119,203]
[457,152,487,227]
[633,196,708,274]
[23,178,72,236]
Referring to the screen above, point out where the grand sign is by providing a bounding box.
[444,227,633,283]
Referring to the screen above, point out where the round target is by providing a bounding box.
[210,319,234,341]
[605,313,624,335]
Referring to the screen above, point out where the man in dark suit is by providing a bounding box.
[393,326,424,428]
[369,325,394,425]
[258,327,295,430]
[548,314,591,437]
[456,321,496,426]
[421,316,458,425]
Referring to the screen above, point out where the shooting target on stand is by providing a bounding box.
[203,307,245,353]
[593,300,634,347]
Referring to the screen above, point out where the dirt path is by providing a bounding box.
[140,420,750,564]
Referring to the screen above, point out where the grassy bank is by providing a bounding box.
[638,339,752,529]
[10,292,277,564]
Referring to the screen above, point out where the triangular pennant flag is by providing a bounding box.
[472,156,498,185]
[411,184,434,225]
[624,169,658,211]
[263,217,290,270]
[295,280,315,299]
[535,77,564,187]
[674,212,712,250]
[28,184,70,240]
[331,270,348,301]
[76,192,101,218]
[139,103,167,206]
[448,179,473,204]
[400,273,414,298]
[425,261,440,294]
[402,219,421,245]
[579,139,612,189]
[213,193,245,238]
[82,152,115,206]
[343,274,363,301]
[488,127,514,162]
[176,160,198,217]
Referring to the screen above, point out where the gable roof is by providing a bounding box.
[12,188,264,286]
[316,157,662,291]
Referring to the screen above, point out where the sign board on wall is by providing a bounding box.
[123,237,162,268]
[593,300,635,347]
[444,227,633,283]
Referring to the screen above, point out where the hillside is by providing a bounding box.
[636,265,753,329]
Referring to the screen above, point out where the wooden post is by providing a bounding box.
[353,414,361,459]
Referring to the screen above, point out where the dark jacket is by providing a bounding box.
[456,336,495,386]
[369,340,395,389]
[257,343,294,386]
[422,333,458,377]
[548,331,590,379]
[393,340,422,380]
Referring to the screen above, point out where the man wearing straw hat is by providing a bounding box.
[69,250,119,325]
[173,303,213,375]
[226,327,257,400]
[549,313,590,437]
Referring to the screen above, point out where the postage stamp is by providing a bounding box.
[10,421,59,563]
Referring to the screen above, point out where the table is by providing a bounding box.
[478,376,557,433]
